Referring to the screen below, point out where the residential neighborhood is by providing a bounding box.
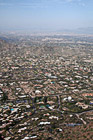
[0,34,93,140]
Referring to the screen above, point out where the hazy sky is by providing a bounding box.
[0,0,93,32]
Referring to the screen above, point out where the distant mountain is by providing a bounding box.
[56,27,93,35]
[75,27,93,34]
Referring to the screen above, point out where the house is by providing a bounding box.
[49,116,59,120]
[76,102,88,109]
[39,121,50,125]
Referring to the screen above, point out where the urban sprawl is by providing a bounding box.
[0,34,93,140]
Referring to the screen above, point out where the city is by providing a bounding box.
[0,34,93,140]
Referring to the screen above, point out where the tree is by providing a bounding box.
[2,92,8,102]
[44,96,47,103]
